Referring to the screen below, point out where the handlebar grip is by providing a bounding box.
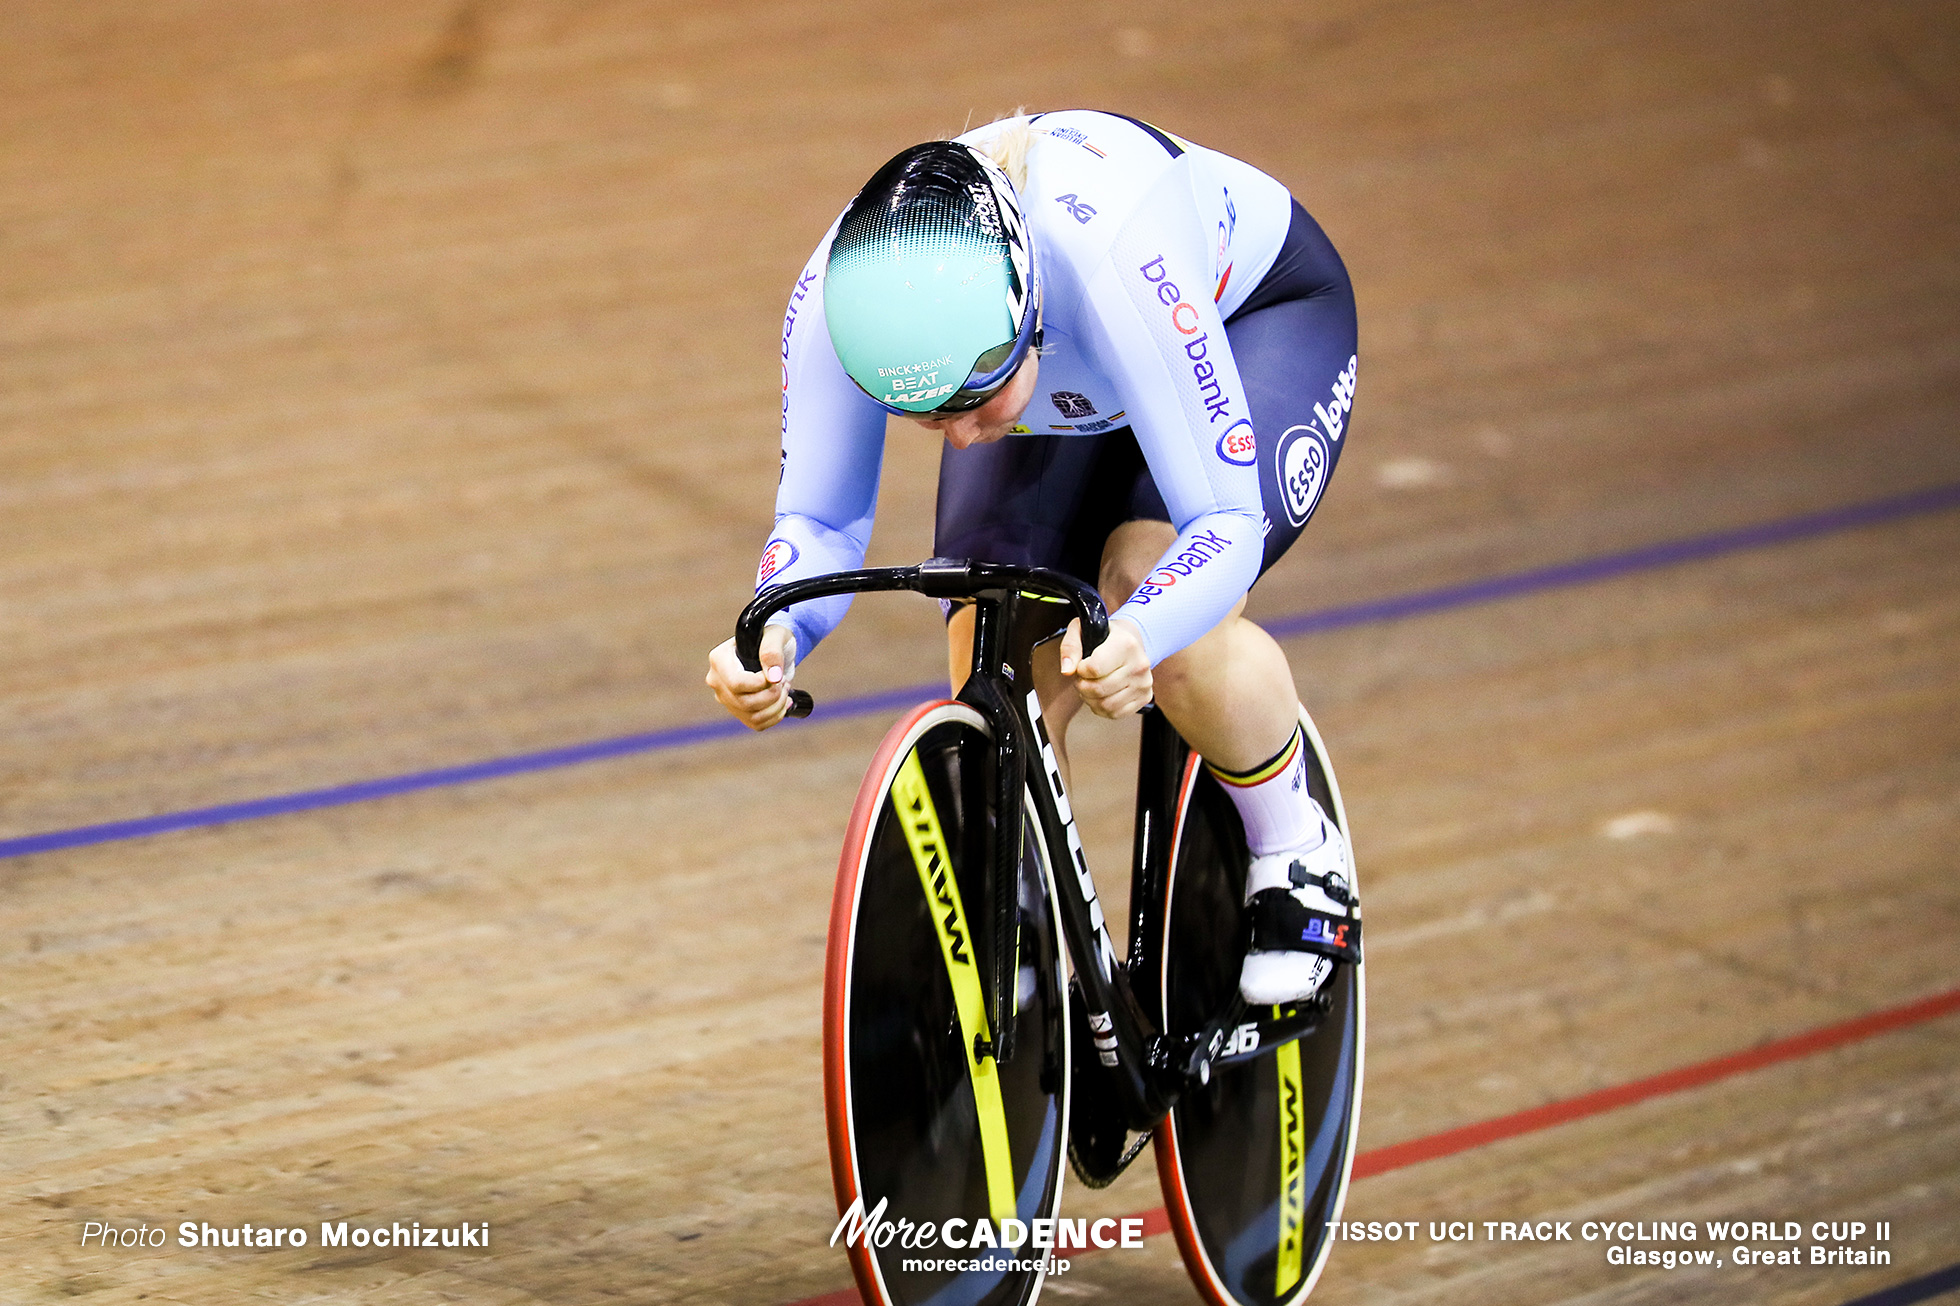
[730,609,811,719]
[733,620,771,673]
[1074,594,1110,660]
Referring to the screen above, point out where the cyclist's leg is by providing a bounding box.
[1105,199,1359,1003]
[1145,208,1366,1300]
[1096,196,1355,756]
[1099,521,1296,772]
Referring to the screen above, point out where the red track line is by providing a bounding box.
[1348,986,1960,1179]
[783,986,1960,1306]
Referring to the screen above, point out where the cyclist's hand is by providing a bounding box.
[706,625,799,730]
[1059,616,1152,719]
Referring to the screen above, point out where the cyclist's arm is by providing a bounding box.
[1077,176,1266,667]
[755,245,890,659]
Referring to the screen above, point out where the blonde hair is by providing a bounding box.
[970,109,1037,191]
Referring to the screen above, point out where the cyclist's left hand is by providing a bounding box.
[1059,616,1152,718]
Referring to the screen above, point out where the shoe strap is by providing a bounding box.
[1247,888,1362,963]
[1285,860,1356,907]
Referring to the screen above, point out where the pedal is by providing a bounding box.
[1148,1030,1216,1091]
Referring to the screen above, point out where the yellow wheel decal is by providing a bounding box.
[890,751,1018,1225]
[1275,1035,1308,1295]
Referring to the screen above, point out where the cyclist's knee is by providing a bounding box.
[1150,597,1252,706]
[1153,644,1200,705]
[946,602,976,693]
[1098,519,1177,612]
[1032,638,1082,731]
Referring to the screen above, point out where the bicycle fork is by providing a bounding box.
[954,595,1025,1069]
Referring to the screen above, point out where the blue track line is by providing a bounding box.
[1264,479,1960,638]
[1836,1262,1960,1306]
[4,480,1958,863]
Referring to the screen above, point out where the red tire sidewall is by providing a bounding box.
[1154,708,1364,1306]
[1152,752,1242,1306]
[822,699,976,1306]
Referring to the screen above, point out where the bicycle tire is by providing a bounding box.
[1154,706,1365,1306]
[825,701,1072,1306]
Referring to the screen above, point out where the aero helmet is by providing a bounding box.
[823,141,1040,416]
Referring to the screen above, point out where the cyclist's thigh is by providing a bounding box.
[1224,200,1360,575]
[934,426,1165,584]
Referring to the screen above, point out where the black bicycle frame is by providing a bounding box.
[735,559,1307,1133]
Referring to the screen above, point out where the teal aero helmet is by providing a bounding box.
[824,141,1041,416]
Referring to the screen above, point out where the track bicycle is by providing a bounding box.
[735,559,1364,1306]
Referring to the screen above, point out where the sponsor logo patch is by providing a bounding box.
[1127,529,1231,605]
[1213,189,1237,302]
[1048,408,1124,436]
[1315,355,1358,443]
[1054,193,1097,224]
[780,270,816,436]
[1050,390,1096,418]
[973,151,1034,329]
[1303,917,1352,949]
[1137,256,1233,425]
[1277,424,1331,525]
[1216,418,1256,466]
[756,538,799,588]
[1276,1041,1307,1292]
[878,355,954,378]
[1042,125,1106,157]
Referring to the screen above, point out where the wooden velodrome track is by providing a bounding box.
[4,1,1956,1302]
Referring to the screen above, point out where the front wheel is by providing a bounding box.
[1154,706,1365,1306]
[825,702,1072,1306]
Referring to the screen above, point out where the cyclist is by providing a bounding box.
[706,110,1360,1006]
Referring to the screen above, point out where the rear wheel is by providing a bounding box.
[1154,707,1365,1306]
[825,702,1071,1306]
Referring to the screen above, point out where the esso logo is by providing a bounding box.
[1278,425,1330,525]
[756,538,799,587]
[1216,419,1257,466]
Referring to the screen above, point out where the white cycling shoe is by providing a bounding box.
[1239,807,1360,1007]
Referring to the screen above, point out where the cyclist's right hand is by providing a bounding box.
[706,625,799,730]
